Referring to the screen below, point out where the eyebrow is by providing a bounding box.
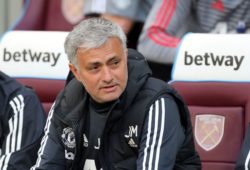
[87,54,120,67]
[87,62,101,67]
[107,56,119,62]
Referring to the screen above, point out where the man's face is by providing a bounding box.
[69,37,128,103]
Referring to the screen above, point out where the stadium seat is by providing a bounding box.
[0,31,69,114]
[16,78,65,114]
[11,0,84,31]
[169,33,250,170]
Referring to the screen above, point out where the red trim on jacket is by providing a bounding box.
[147,0,180,47]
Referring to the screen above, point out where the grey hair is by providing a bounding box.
[64,17,127,66]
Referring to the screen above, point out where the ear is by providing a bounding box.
[69,63,81,81]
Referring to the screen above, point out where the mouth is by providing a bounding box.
[101,84,118,93]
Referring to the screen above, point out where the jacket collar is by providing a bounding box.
[54,49,152,124]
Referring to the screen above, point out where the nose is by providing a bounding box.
[102,67,113,83]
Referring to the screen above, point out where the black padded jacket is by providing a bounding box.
[32,49,201,170]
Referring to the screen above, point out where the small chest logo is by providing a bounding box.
[124,125,138,148]
[61,127,76,149]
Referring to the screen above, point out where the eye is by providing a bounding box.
[91,66,99,70]
[110,59,120,68]
[113,60,119,65]
[87,64,100,72]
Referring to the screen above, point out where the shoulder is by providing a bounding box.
[55,78,85,107]
[128,48,147,61]
[53,78,87,117]
[0,72,23,99]
[132,77,175,111]
[142,77,173,95]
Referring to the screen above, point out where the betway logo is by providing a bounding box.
[184,51,245,71]
[2,48,61,67]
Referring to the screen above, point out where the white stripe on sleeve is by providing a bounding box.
[31,102,55,170]
[245,150,250,170]
[142,98,166,170]
[0,95,25,170]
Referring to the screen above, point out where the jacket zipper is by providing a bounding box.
[100,100,120,170]
[71,121,81,170]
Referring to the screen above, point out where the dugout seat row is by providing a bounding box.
[169,33,250,170]
[0,31,69,114]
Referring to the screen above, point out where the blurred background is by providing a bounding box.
[0,0,22,36]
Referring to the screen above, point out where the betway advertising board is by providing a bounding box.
[172,33,250,82]
[0,31,69,79]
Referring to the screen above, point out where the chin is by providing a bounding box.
[102,95,120,103]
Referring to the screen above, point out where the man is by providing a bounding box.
[31,18,201,170]
[137,0,250,81]
[0,71,46,169]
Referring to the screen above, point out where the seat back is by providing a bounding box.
[169,33,250,170]
[0,31,69,114]
[12,0,84,31]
